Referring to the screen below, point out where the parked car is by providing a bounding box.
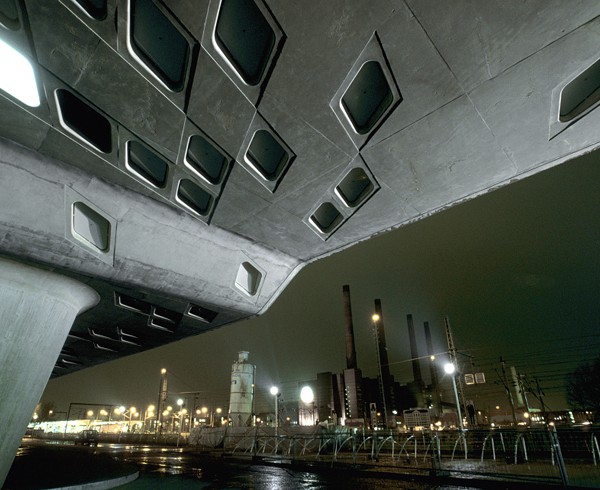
[74,429,99,446]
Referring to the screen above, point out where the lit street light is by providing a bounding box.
[270,386,279,434]
[444,362,464,432]
[300,386,315,426]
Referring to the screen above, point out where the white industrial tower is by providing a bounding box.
[228,351,255,427]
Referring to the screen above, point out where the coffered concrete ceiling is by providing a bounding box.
[1,0,600,376]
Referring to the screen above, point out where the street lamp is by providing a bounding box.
[270,386,279,433]
[87,410,94,429]
[300,386,314,426]
[444,362,464,431]
[144,405,155,432]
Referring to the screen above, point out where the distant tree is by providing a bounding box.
[566,357,600,420]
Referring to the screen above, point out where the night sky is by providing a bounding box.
[41,151,600,417]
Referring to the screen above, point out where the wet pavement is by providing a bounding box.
[5,439,596,489]
[3,440,138,489]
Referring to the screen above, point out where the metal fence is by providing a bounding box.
[188,425,600,487]
[34,425,600,487]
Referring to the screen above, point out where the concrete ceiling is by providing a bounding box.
[1,0,600,377]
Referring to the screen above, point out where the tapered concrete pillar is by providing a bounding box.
[0,258,99,486]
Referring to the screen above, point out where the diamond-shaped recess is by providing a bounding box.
[236,111,295,193]
[72,0,107,21]
[185,132,230,186]
[304,155,379,241]
[330,32,401,150]
[128,0,190,92]
[176,178,214,217]
[549,56,600,140]
[202,0,285,105]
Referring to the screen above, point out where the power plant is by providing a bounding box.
[297,285,446,428]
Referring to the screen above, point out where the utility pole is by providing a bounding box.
[498,357,518,426]
[534,377,548,424]
[444,317,468,420]
[517,373,532,421]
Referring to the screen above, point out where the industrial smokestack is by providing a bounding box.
[424,321,437,387]
[342,285,358,370]
[373,299,391,379]
[406,314,423,385]
[424,321,441,415]
[373,299,393,428]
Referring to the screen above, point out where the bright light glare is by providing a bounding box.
[300,386,314,404]
[372,314,380,322]
[0,39,40,107]
[444,362,455,374]
[270,386,279,396]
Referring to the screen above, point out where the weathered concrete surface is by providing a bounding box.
[1,0,600,386]
[0,258,99,486]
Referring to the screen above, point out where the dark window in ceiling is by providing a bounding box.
[311,202,343,234]
[336,167,373,207]
[214,0,275,86]
[341,60,393,135]
[177,179,213,216]
[246,129,289,181]
[115,293,152,315]
[187,303,218,323]
[127,141,169,188]
[560,58,600,122]
[148,316,176,332]
[152,306,181,323]
[73,0,107,20]
[130,0,189,92]
[71,202,111,252]
[0,0,19,30]
[186,134,228,185]
[56,89,112,153]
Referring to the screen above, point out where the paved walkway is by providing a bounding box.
[3,443,138,490]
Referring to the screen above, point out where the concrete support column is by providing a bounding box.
[0,258,99,485]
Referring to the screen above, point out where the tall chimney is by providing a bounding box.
[424,321,438,388]
[373,299,394,428]
[373,299,391,380]
[342,285,358,370]
[407,314,423,385]
[424,321,441,415]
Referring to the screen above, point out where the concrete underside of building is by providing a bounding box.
[1,0,600,484]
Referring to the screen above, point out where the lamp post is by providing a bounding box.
[270,386,279,434]
[176,399,184,433]
[162,410,170,432]
[144,405,155,432]
[444,363,464,431]
[86,410,94,429]
[156,368,167,434]
[213,407,222,427]
[300,386,314,426]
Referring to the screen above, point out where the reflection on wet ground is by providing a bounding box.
[109,444,464,489]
